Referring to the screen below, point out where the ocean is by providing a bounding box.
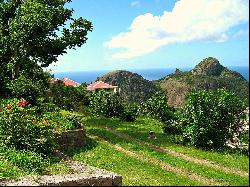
[53,66,249,84]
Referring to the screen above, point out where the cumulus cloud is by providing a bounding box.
[104,0,249,60]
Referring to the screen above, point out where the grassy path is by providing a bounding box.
[69,115,249,186]
[67,138,203,186]
[100,126,248,178]
[86,126,248,186]
[89,134,226,186]
[83,116,248,172]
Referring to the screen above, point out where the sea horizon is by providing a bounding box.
[53,66,249,84]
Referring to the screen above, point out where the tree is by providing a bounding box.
[141,92,174,122]
[181,88,247,149]
[0,0,92,82]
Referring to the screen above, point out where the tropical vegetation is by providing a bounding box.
[0,0,249,186]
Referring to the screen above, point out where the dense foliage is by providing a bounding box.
[5,75,48,104]
[120,104,139,122]
[180,89,247,149]
[0,145,51,173]
[0,0,92,96]
[141,92,175,122]
[47,81,89,111]
[89,89,123,118]
[0,98,83,154]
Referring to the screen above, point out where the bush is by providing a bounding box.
[89,89,123,118]
[120,104,139,122]
[180,88,247,149]
[0,99,56,154]
[0,145,50,173]
[141,92,175,122]
[0,98,83,154]
[163,120,182,135]
[6,75,43,105]
[238,131,249,145]
[48,81,88,111]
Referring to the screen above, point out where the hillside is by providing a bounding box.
[156,57,249,108]
[96,70,160,103]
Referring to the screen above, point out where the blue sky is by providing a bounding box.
[48,0,249,72]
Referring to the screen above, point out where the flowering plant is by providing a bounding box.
[18,98,29,108]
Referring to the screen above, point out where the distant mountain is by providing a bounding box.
[96,70,160,103]
[156,57,249,108]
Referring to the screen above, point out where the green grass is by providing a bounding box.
[0,147,73,180]
[65,137,203,186]
[83,116,249,172]
[0,158,28,180]
[85,126,249,186]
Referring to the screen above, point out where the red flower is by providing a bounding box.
[18,101,29,108]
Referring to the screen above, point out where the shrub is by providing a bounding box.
[0,99,56,154]
[0,98,83,154]
[141,92,175,122]
[89,89,123,118]
[162,109,183,135]
[6,75,43,105]
[163,121,181,135]
[0,145,50,173]
[48,81,88,111]
[180,88,247,149]
[120,104,139,122]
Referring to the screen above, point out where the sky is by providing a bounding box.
[48,0,249,72]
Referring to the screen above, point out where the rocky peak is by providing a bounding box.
[191,57,225,76]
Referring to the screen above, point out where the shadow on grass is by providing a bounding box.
[64,136,99,157]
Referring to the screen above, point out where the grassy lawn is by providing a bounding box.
[85,126,248,186]
[69,115,249,186]
[83,116,249,172]
[65,137,203,186]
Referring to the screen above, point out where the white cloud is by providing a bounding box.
[105,0,249,60]
[131,1,140,7]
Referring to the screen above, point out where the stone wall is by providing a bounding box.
[0,173,122,186]
[57,128,87,150]
[0,151,123,186]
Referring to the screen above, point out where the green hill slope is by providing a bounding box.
[156,57,249,108]
[96,70,160,104]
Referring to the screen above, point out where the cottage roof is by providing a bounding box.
[50,77,80,87]
[86,81,118,91]
[62,78,80,87]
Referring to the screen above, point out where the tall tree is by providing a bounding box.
[0,0,93,80]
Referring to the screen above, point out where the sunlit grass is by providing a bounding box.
[65,137,203,186]
[85,126,248,186]
[83,116,249,172]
